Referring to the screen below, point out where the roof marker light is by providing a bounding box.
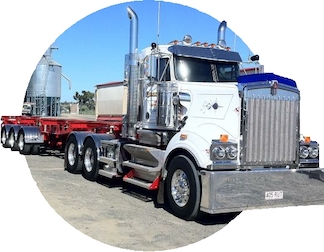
[183,35,192,44]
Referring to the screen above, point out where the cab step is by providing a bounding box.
[122,160,160,173]
[123,169,160,190]
[98,166,122,179]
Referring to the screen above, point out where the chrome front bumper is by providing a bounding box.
[200,167,324,214]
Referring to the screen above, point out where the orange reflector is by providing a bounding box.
[220,134,228,142]
[180,134,187,140]
[304,136,311,143]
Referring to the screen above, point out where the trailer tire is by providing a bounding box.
[17,130,32,155]
[65,135,83,174]
[9,128,19,151]
[165,155,201,220]
[82,138,99,181]
[30,144,40,155]
[1,126,11,148]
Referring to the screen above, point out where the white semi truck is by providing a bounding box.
[2,6,323,220]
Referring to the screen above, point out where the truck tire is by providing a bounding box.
[30,144,40,155]
[82,138,99,181]
[165,155,201,220]
[1,126,11,148]
[17,130,32,155]
[65,135,83,174]
[9,128,19,151]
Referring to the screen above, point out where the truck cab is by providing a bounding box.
[22,102,35,116]
[64,6,322,221]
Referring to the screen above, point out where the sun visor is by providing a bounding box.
[168,45,242,62]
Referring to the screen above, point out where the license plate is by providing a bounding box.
[265,190,283,200]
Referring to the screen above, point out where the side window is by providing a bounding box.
[157,58,170,81]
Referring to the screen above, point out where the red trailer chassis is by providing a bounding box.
[1,115,122,151]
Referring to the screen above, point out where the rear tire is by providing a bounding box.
[82,138,99,181]
[1,126,11,148]
[17,130,32,155]
[9,129,19,151]
[65,135,83,174]
[165,155,201,220]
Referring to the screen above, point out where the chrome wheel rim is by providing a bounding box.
[1,129,6,145]
[67,143,76,166]
[18,134,24,150]
[84,147,94,173]
[171,169,190,207]
[8,132,15,147]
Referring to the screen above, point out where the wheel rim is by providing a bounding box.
[18,134,24,151]
[8,132,15,147]
[67,143,76,166]
[1,129,6,145]
[171,169,190,207]
[84,147,94,173]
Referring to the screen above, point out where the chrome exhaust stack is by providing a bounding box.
[217,21,227,48]
[124,6,139,139]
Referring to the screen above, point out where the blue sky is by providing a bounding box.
[49,0,252,102]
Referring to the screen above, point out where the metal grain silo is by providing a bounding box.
[25,47,62,116]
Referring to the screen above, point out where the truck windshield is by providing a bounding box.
[174,55,239,82]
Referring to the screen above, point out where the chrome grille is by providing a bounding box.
[242,88,299,166]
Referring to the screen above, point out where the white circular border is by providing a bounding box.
[1,1,323,251]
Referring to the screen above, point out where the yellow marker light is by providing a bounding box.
[220,134,228,143]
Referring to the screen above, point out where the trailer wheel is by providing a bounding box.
[1,126,10,148]
[9,129,19,151]
[82,138,99,181]
[65,135,83,174]
[30,144,40,155]
[17,130,32,155]
[165,155,201,220]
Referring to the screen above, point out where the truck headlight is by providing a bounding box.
[226,145,238,160]
[210,141,238,161]
[299,146,309,159]
[308,146,319,159]
[299,139,319,168]
[212,146,226,159]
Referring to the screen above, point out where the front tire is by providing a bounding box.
[82,138,99,181]
[165,155,201,220]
